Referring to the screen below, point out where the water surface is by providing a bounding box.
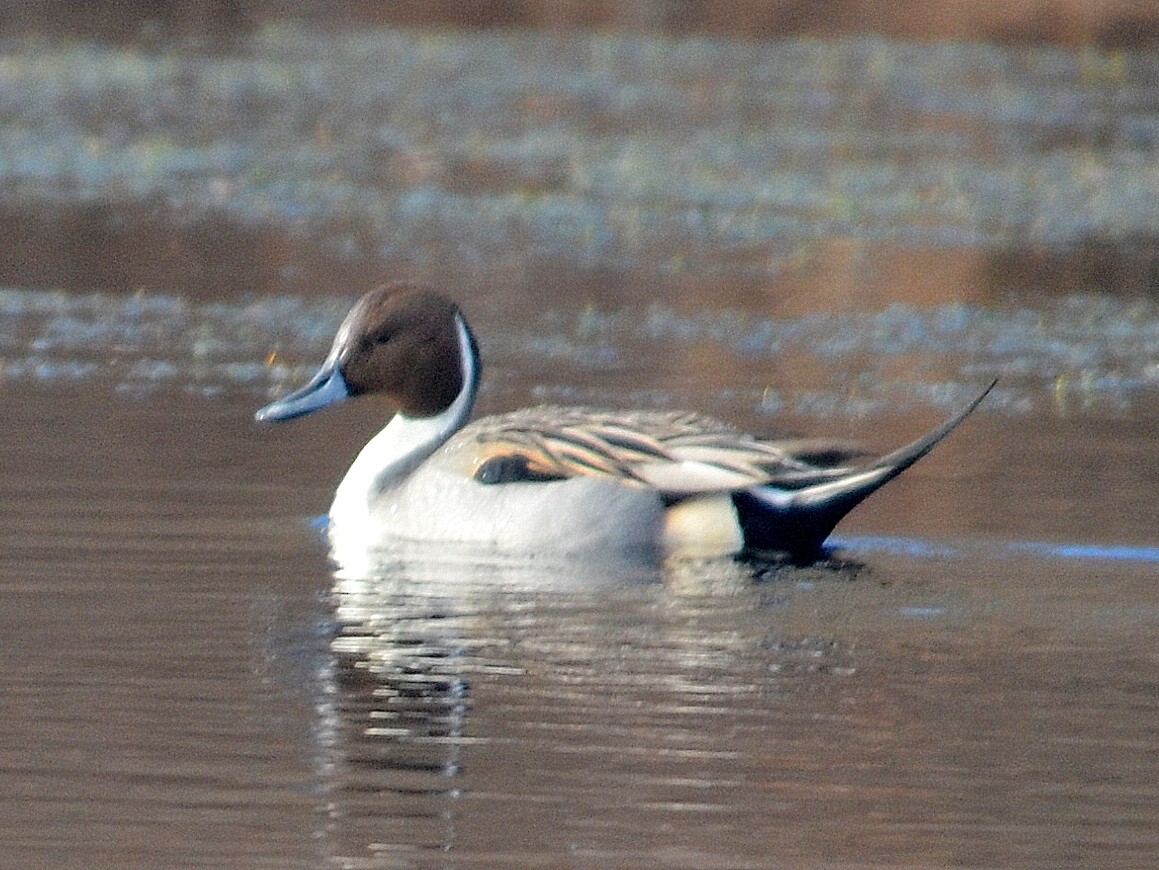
[1,376,1155,868]
[1,21,1157,870]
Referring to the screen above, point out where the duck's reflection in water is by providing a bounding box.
[312,555,492,862]
[309,545,855,865]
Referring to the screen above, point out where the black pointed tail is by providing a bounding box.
[733,380,996,562]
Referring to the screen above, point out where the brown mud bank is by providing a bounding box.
[4,0,1159,47]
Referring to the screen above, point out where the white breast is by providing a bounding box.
[328,465,667,569]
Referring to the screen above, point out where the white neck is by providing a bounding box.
[330,314,479,523]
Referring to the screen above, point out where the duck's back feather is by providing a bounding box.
[457,405,865,500]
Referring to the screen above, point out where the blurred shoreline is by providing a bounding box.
[0,26,1154,301]
[0,9,1154,413]
[2,0,1158,47]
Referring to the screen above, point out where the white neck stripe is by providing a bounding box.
[329,312,479,522]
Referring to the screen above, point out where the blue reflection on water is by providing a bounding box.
[1007,542,1159,563]
[832,535,1159,564]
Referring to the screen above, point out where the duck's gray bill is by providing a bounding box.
[255,365,350,422]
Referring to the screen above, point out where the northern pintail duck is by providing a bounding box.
[256,282,993,563]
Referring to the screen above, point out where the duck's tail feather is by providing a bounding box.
[733,380,996,562]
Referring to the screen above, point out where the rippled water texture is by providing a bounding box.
[2,391,1156,868]
[1,18,1157,870]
